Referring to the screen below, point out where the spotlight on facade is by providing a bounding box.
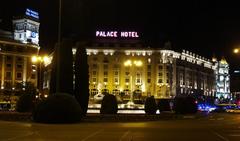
[31,56,38,63]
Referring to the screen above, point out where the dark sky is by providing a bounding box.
[1,0,240,70]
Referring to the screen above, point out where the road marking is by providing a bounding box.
[228,134,240,137]
[119,130,131,141]
[81,129,104,141]
[217,118,224,120]
[5,132,35,141]
[211,131,229,141]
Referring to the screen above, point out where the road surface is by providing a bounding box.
[0,113,240,141]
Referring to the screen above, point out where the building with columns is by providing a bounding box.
[85,44,216,101]
[0,39,39,102]
[0,8,40,102]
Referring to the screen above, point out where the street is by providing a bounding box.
[0,113,240,141]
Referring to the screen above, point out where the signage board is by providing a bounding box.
[96,31,139,38]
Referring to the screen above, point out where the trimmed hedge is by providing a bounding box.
[173,96,198,114]
[158,99,171,112]
[144,96,157,115]
[16,94,35,113]
[32,93,82,123]
[100,94,118,114]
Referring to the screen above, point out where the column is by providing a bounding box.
[12,56,16,87]
[23,57,27,83]
[1,55,5,88]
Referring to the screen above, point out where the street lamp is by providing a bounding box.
[233,48,239,54]
[31,55,50,98]
[124,60,143,105]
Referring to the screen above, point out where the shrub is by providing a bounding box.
[100,94,118,114]
[158,99,171,112]
[173,96,198,114]
[16,94,35,112]
[32,93,82,123]
[144,96,157,115]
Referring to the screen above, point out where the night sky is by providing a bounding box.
[1,0,240,70]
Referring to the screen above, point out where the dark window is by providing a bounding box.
[167,65,170,70]
[158,73,162,77]
[92,71,97,75]
[92,64,97,69]
[158,65,163,70]
[17,64,22,69]
[16,73,22,79]
[32,65,36,70]
[114,71,118,75]
[125,72,129,76]
[6,72,11,79]
[103,64,108,69]
[103,57,109,63]
[103,78,108,82]
[147,79,151,83]
[6,56,12,61]
[31,74,36,79]
[125,78,129,83]
[158,79,162,83]
[6,64,12,68]
[93,57,98,61]
[147,72,151,76]
[147,65,151,70]
[92,78,96,82]
[103,71,108,76]
[17,57,23,61]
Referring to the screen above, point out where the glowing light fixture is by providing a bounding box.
[234,48,239,54]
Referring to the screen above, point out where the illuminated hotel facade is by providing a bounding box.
[83,44,216,100]
[43,31,229,101]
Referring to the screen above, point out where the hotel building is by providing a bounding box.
[43,40,222,103]
[84,43,216,101]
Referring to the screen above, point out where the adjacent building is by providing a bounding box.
[0,8,40,103]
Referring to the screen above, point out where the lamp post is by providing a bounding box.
[124,60,143,105]
[32,56,50,98]
[56,0,62,92]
